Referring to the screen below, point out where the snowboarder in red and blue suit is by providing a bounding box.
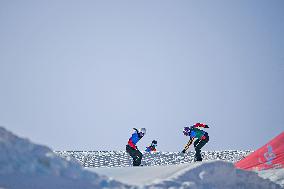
[145,140,157,152]
[182,123,209,161]
[126,128,146,166]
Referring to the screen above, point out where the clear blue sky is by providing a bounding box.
[0,0,283,151]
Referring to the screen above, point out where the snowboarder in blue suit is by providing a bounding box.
[126,128,146,166]
[145,140,157,152]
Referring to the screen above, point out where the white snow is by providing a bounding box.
[89,161,283,189]
[87,162,198,186]
[257,168,284,187]
[0,127,128,189]
[1,126,283,189]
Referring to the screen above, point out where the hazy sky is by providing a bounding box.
[0,0,283,151]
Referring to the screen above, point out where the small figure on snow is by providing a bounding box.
[181,123,209,161]
[145,140,157,152]
[126,128,146,166]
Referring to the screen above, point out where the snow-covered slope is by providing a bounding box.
[1,126,283,189]
[257,168,284,187]
[90,161,282,189]
[0,127,129,189]
[57,150,284,188]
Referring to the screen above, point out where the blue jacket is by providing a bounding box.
[128,132,141,149]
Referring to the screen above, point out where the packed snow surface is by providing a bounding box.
[56,150,284,188]
[89,160,283,189]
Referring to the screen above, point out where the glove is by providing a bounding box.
[204,125,209,128]
[133,128,139,133]
[182,149,186,153]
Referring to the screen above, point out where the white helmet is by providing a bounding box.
[139,128,146,135]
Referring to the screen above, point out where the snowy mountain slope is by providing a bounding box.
[55,150,251,168]
[0,127,129,189]
[90,161,282,189]
[257,168,284,187]
[1,126,283,189]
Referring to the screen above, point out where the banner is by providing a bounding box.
[235,132,284,171]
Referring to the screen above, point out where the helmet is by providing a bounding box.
[151,140,157,147]
[152,140,157,144]
[183,126,191,136]
[139,128,146,135]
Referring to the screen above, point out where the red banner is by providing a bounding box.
[235,132,284,171]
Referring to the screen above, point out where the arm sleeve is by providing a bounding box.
[183,138,194,152]
[145,147,150,152]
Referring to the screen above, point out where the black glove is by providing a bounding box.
[204,125,209,128]
[182,149,186,153]
[133,128,139,133]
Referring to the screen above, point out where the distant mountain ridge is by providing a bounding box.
[55,150,251,168]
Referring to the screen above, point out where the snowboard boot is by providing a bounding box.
[194,150,202,162]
